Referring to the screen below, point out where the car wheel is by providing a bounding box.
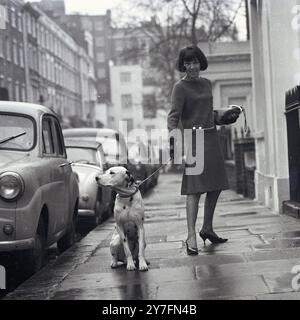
[57,207,77,253]
[20,216,46,277]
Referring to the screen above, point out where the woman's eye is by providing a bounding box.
[110,172,115,175]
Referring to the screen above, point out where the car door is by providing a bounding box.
[52,117,72,229]
[41,116,66,236]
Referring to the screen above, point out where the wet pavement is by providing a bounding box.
[4,173,300,300]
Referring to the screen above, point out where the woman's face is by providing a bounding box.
[183,58,201,79]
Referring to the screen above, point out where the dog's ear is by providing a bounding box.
[125,170,135,186]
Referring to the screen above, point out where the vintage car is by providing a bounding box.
[0,102,79,276]
[63,128,128,168]
[64,140,114,226]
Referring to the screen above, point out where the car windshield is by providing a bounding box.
[0,114,35,151]
[66,147,98,165]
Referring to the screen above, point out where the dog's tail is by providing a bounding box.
[124,221,138,241]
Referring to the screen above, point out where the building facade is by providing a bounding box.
[109,64,144,132]
[0,0,26,101]
[0,0,97,126]
[247,0,299,213]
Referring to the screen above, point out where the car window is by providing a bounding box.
[0,114,35,151]
[42,118,55,155]
[66,147,98,165]
[53,119,65,156]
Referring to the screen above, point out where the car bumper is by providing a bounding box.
[0,238,35,252]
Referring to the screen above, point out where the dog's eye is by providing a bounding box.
[110,171,115,175]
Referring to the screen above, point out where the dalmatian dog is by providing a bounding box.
[95,167,148,271]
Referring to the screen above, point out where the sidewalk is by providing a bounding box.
[5,173,300,300]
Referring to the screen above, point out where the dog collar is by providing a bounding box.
[113,184,140,199]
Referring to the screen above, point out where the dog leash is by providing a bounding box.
[235,105,249,134]
[136,158,173,189]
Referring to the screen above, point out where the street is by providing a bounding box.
[3,172,300,300]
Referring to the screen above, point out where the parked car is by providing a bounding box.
[64,140,114,226]
[0,102,79,276]
[63,128,128,168]
[127,140,152,194]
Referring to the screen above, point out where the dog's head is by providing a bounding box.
[95,166,135,188]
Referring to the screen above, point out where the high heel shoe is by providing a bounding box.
[199,230,228,245]
[185,241,198,256]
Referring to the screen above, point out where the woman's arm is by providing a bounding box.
[167,83,185,132]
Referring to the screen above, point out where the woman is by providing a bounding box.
[167,45,240,255]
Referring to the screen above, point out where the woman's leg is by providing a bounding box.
[186,193,201,248]
[201,190,222,233]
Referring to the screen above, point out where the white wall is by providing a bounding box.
[248,0,300,212]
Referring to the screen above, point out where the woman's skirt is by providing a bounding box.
[181,128,229,195]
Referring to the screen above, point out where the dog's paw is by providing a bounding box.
[138,258,149,271]
[111,261,119,269]
[126,259,136,271]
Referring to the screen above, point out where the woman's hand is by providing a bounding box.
[223,111,240,124]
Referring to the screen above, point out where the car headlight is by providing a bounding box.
[0,172,24,201]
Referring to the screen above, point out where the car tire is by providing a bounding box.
[57,206,77,253]
[20,216,46,277]
[92,191,104,227]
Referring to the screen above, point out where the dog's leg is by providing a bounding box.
[110,230,124,269]
[137,225,148,271]
[117,226,136,271]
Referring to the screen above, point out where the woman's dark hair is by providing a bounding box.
[176,45,208,72]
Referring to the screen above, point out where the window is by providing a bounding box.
[11,7,16,28]
[121,94,133,109]
[18,13,22,32]
[120,72,131,83]
[6,38,11,61]
[26,12,31,34]
[42,118,55,155]
[54,120,64,156]
[0,36,3,58]
[28,44,32,68]
[96,52,105,62]
[97,68,106,78]
[5,6,9,23]
[21,84,26,101]
[95,37,105,47]
[7,78,12,100]
[14,81,19,101]
[32,16,36,38]
[0,115,35,151]
[19,44,24,67]
[13,39,18,65]
[95,21,103,31]
[98,83,107,94]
